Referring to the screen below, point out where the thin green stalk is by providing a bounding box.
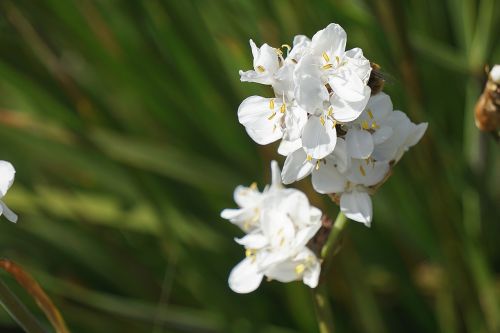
[0,279,47,333]
[312,211,349,333]
[321,212,348,274]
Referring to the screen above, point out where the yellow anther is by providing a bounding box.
[371,121,379,129]
[269,98,275,109]
[322,51,330,63]
[320,116,325,126]
[257,65,265,73]
[335,55,340,63]
[315,160,321,170]
[276,48,283,56]
[361,121,369,130]
[279,237,285,247]
[306,154,313,162]
[295,264,306,275]
[250,182,258,190]
[268,112,277,120]
[367,109,374,119]
[280,103,286,113]
[327,106,333,117]
[365,158,370,165]
[322,63,333,70]
[281,44,291,52]
[245,249,254,257]
[359,165,366,176]
[332,120,337,129]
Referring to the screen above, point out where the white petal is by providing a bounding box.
[328,138,350,173]
[312,161,346,194]
[278,138,302,156]
[281,149,314,184]
[310,23,346,57]
[239,69,273,85]
[265,259,299,283]
[329,85,370,122]
[329,70,368,102]
[303,260,321,288]
[284,104,308,141]
[365,92,392,121]
[330,87,370,123]
[405,122,428,147]
[238,96,283,145]
[228,257,264,293]
[253,43,280,75]
[270,160,282,188]
[294,74,329,112]
[235,233,268,249]
[234,185,261,207]
[348,160,389,187]
[220,208,243,220]
[344,48,372,83]
[345,128,374,159]
[0,161,15,197]
[302,116,337,160]
[0,201,17,223]
[372,126,393,144]
[340,191,372,226]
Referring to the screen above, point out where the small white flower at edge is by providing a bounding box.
[0,161,18,223]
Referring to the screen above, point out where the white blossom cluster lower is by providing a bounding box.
[221,162,321,293]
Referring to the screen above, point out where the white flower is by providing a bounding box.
[222,161,322,293]
[314,157,389,226]
[0,161,18,223]
[344,92,394,159]
[239,40,280,85]
[238,96,308,146]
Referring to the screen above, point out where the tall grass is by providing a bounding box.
[0,0,498,332]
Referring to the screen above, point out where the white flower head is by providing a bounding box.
[0,161,18,223]
[490,65,500,83]
[222,161,322,293]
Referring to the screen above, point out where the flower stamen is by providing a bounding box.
[257,65,265,73]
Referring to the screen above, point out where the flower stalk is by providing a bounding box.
[312,211,348,333]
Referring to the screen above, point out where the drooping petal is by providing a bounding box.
[310,23,346,57]
[345,128,374,159]
[0,202,17,223]
[281,149,314,184]
[340,191,372,226]
[311,160,346,194]
[302,116,337,160]
[0,161,15,198]
[238,96,283,145]
[228,257,264,293]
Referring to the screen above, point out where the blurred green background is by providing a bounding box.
[0,0,499,332]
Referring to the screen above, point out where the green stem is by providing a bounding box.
[0,279,47,333]
[321,212,348,274]
[312,284,335,333]
[312,211,349,333]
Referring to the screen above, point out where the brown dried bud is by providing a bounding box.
[474,66,500,132]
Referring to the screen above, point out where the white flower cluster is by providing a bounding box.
[237,23,427,226]
[0,160,17,223]
[221,161,322,293]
